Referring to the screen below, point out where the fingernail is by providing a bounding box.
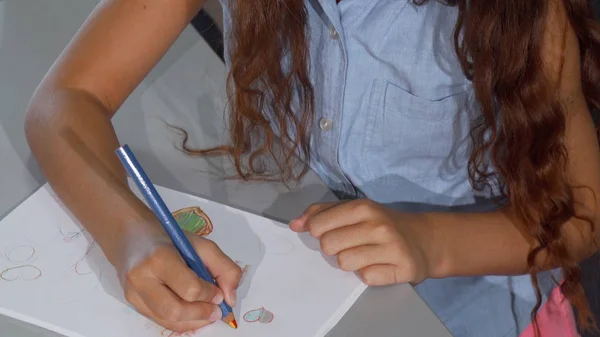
[212,293,224,305]
[209,309,222,322]
[289,217,304,228]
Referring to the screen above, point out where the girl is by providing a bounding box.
[24,0,600,336]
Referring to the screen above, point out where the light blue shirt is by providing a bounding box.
[220,1,559,336]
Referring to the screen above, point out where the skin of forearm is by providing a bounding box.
[422,208,598,279]
[25,87,156,267]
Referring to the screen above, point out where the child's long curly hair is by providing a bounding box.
[181,0,600,333]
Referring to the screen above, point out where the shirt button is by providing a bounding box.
[329,26,339,39]
[319,118,333,131]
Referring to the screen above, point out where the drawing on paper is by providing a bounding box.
[172,206,213,237]
[1,245,42,281]
[240,264,250,283]
[0,265,42,281]
[235,260,251,284]
[71,241,97,276]
[243,307,274,324]
[5,246,36,263]
[57,223,86,243]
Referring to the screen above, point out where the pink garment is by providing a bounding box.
[519,285,580,337]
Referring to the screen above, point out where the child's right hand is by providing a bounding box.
[115,226,242,333]
[21,0,238,332]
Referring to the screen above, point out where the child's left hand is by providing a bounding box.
[289,199,435,285]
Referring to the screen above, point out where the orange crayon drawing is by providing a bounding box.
[235,260,251,284]
[71,241,96,276]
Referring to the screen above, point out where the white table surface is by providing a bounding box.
[0,1,452,336]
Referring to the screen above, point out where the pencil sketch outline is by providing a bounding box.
[57,222,87,243]
[41,240,104,304]
[5,245,36,263]
[234,260,251,285]
[69,240,97,276]
[0,265,42,281]
[0,245,42,281]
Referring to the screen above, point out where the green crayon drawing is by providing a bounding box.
[172,206,213,237]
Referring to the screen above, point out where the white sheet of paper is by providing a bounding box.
[0,182,367,337]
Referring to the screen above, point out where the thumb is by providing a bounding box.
[191,237,241,307]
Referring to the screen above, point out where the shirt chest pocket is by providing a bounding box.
[361,79,473,181]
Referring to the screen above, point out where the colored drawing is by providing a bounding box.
[172,207,213,237]
[235,260,251,284]
[240,264,250,283]
[243,307,274,324]
[71,241,96,276]
[0,265,42,281]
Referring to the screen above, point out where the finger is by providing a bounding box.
[306,200,376,238]
[156,248,223,304]
[127,289,205,333]
[336,244,396,272]
[357,264,409,286]
[192,237,242,307]
[125,288,153,319]
[136,277,222,323]
[126,289,212,333]
[319,222,381,255]
[289,202,338,232]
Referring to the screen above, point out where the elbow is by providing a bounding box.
[592,212,600,255]
[548,212,599,265]
[567,186,600,262]
[586,195,600,257]
[23,85,69,153]
[24,101,44,149]
[24,85,116,158]
[24,90,53,152]
[24,104,45,139]
[571,215,600,263]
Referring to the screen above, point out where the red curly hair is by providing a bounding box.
[176,0,600,333]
